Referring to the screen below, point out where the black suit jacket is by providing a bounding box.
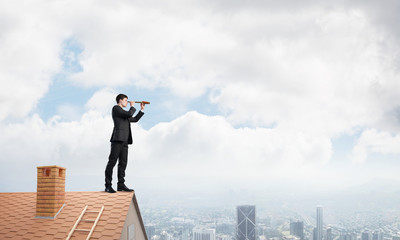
[109,105,144,144]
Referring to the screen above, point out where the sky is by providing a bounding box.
[0,0,400,198]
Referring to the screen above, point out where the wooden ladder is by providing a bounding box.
[66,205,105,240]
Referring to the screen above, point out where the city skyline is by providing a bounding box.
[142,203,400,240]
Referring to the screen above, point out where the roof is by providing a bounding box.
[0,191,148,240]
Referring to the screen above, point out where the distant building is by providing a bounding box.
[326,227,332,240]
[362,231,371,240]
[259,236,266,240]
[340,232,357,240]
[193,226,216,240]
[236,205,256,240]
[217,222,235,235]
[290,221,304,240]
[183,227,191,240]
[160,231,171,240]
[218,235,233,240]
[392,236,400,240]
[316,206,323,240]
[283,235,301,240]
[339,234,349,240]
[313,228,317,240]
[373,231,383,240]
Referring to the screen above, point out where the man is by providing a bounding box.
[105,93,145,193]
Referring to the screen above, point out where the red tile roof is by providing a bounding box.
[0,191,146,240]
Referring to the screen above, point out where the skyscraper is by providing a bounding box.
[326,227,332,240]
[316,206,323,240]
[290,221,304,240]
[361,231,370,240]
[372,230,383,240]
[237,205,256,240]
[313,228,317,240]
[193,226,216,240]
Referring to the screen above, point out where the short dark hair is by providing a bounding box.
[116,94,128,103]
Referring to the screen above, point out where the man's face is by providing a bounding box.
[120,98,128,107]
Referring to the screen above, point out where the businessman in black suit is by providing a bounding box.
[105,93,145,193]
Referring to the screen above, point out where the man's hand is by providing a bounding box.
[141,102,145,111]
[129,101,135,107]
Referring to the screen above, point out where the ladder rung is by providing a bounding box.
[82,219,96,222]
[75,229,91,232]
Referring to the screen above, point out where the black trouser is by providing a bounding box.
[105,142,129,187]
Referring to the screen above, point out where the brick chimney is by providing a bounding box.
[36,165,66,219]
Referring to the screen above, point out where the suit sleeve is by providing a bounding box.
[113,106,136,118]
[129,111,144,122]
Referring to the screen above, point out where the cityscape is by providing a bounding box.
[142,203,400,240]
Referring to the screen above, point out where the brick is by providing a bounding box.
[37,182,65,187]
[36,187,65,192]
[36,195,64,201]
[36,195,65,200]
[37,178,65,184]
[37,192,65,197]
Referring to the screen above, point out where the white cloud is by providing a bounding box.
[35,1,400,137]
[1,1,399,134]
[85,87,117,115]
[56,104,82,121]
[132,111,333,190]
[0,106,334,192]
[0,0,68,120]
[0,109,113,191]
[211,9,400,136]
[0,101,394,193]
[350,129,400,163]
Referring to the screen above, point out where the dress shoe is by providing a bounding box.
[105,186,116,193]
[117,184,134,192]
